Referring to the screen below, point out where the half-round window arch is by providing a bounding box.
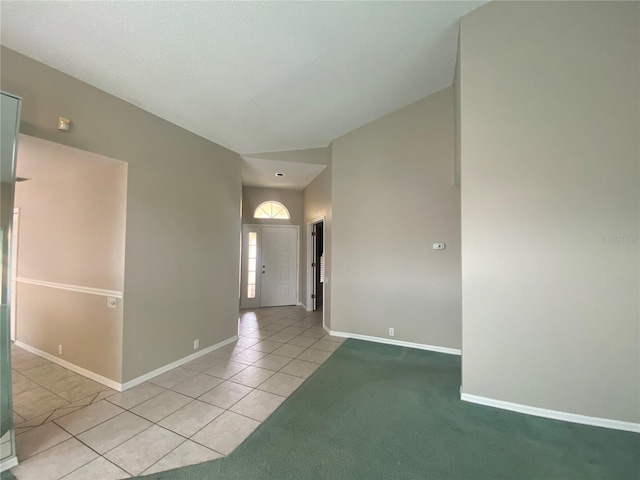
[254,201,290,219]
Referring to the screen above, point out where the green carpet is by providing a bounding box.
[140,340,633,478]
[2,339,636,480]
[0,469,14,480]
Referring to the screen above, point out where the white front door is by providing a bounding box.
[260,226,297,307]
[240,225,298,309]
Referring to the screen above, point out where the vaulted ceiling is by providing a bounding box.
[1,1,483,157]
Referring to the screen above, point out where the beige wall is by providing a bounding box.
[301,157,332,325]
[16,285,124,381]
[14,135,127,381]
[242,187,302,226]
[331,87,461,349]
[460,1,639,423]
[15,135,128,289]
[1,47,243,383]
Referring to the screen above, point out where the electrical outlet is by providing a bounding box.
[389,328,395,337]
[107,297,117,309]
[193,339,199,350]
[58,344,63,355]
[433,243,446,250]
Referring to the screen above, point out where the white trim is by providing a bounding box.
[15,335,239,393]
[10,207,19,342]
[297,302,307,309]
[15,341,122,390]
[0,455,18,473]
[16,277,123,299]
[120,335,238,391]
[461,393,640,433]
[326,329,461,355]
[0,90,22,101]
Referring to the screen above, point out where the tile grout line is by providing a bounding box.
[56,436,124,480]
[137,437,190,477]
[19,365,110,404]
[80,390,246,475]
[18,351,305,465]
[59,456,128,480]
[66,383,261,466]
[14,375,111,429]
[13,307,329,478]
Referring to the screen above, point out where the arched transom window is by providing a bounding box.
[254,201,290,219]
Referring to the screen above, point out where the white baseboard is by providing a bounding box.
[120,335,238,391]
[297,302,307,310]
[16,335,239,392]
[14,341,122,391]
[327,329,461,355]
[0,455,18,473]
[461,392,640,433]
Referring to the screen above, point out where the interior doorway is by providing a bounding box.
[240,225,299,309]
[306,217,325,316]
[311,221,324,312]
[8,135,127,432]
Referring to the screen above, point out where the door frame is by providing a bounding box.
[306,216,325,326]
[240,224,300,309]
[9,208,19,342]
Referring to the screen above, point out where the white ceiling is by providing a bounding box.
[0,1,483,157]
[241,147,329,189]
[242,157,326,191]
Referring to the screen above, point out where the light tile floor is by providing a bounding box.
[10,306,343,479]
